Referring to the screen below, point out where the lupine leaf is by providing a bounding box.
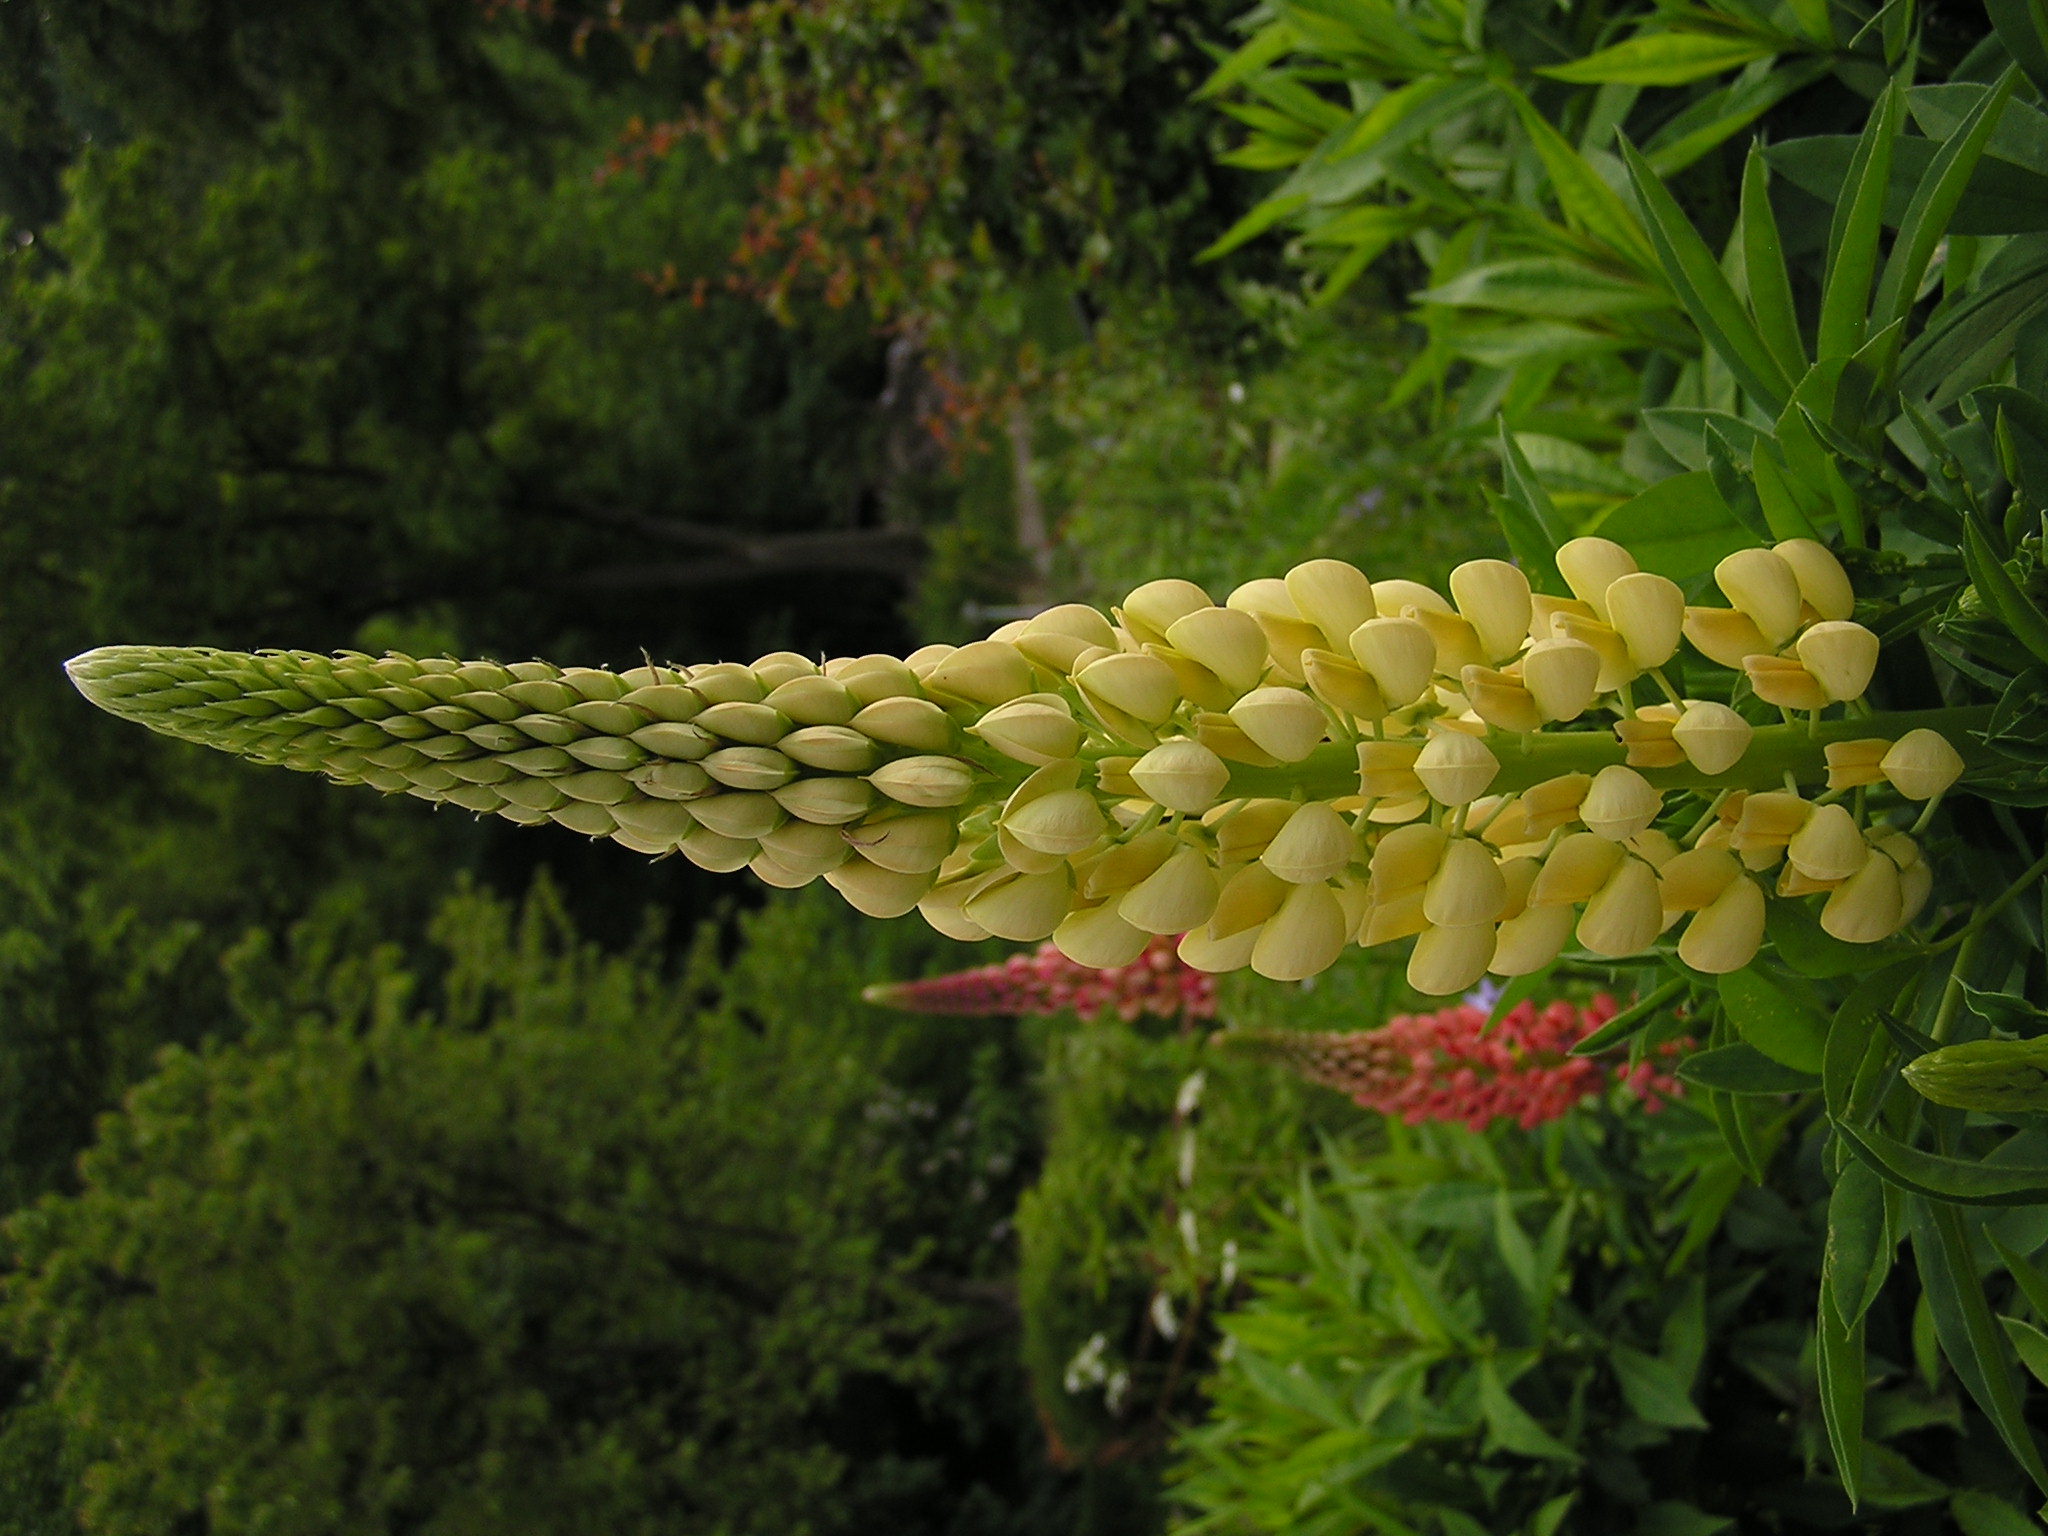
[1816,1288,1867,1507]
[1570,975,1686,1055]
[1647,59,1830,176]
[1985,0,2048,99]
[1611,1342,1710,1428]
[1719,966,1828,1073]
[1538,30,1777,85]
[1493,421,1569,592]
[1818,81,1901,363]
[1741,145,1807,383]
[1619,136,1791,413]
[1827,1158,1893,1330]
[1198,192,1312,262]
[1477,1358,1581,1462]
[1963,515,2048,667]
[1898,250,2048,402]
[1510,92,1659,272]
[1195,18,1298,99]
[1837,1121,2048,1205]
[1594,470,1754,578]
[1677,1042,1820,1093]
[1876,68,2020,333]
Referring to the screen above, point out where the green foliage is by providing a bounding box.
[2,879,1053,1536]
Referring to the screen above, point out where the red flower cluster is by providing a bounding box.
[1230,996,1685,1132]
[863,935,1216,1023]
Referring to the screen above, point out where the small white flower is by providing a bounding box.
[1176,1129,1198,1188]
[1174,1071,1206,1118]
[1151,1291,1180,1341]
[1178,1207,1200,1255]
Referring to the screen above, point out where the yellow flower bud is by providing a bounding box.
[1498,855,1539,918]
[1679,875,1765,973]
[1630,827,1679,868]
[1414,731,1499,806]
[1882,728,1964,800]
[1251,881,1349,980]
[750,652,818,690]
[1118,843,1222,934]
[922,640,1033,708]
[1408,922,1497,995]
[1490,904,1574,976]
[1682,607,1774,670]
[1528,594,1596,645]
[762,675,857,727]
[1368,821,1448,898]
[1787,802,1869,883]
[1226,579,1322,682]
[1604,572,1685,668]
[610,797,697,848]
[1367,578,1450,616]
[1871,829,1922,870]
[1672,702,1753,775]
[1461,666,1543,734]
[1348,616,1437,706]
[1577,857,1662,956]
[847,810,960,874]
[827,859,936,918]
[1548,612,1636,693]
[619,683,704,722]
[1423,838,1508,927]
[1003,788,1106,857]
[828,654,924,705]
[965,866,1074,941]
[773,776,874,825]
[1730,789,1807,850]
[630,760,713,801]
[1517,773,1594,840]
[1229,686,1329,763]
[1794,620,1879,703]
[1081,827,1179,898]
[852,696,955,752]
[970,695,1082,767]
[1409,607,1485,678]
[1743,655,1829,712]
[1555,537,1638,620]
[1772,539,1855,621]
[777,726,879,774]
[703,746,799,792]
[1211,862,1292,938]
[1614,715,1683,770]
[1145,643,1238,712]
[689,662,766,704]
[1131,737,1232,814]
[696,700,792,746]
[1212,799,1298,864]
[1824,737,1889,790]
[1301,649,1386,721]
[997,823,1063,876]
[679,790,780,842]
[1715,548,1804,646]
[1898,858,1933,929]
[1077,652,1181,727]
[1528,832,1624,906]
[1286,559,1377,653]
[1195,714,1280,768]
[1361,887,1428,946]
[1261,801,1356,885]
[1581,764,1662,841]
[1821,852,1903,943]
[1658,846,1740,911]
[869,755,977,808]
[1016,604,1119,673]
[680,825,758,873]
[1449,559,1533,664]
[1118,579,1214,647]
[1520,638,1602,723]
[759,818,852,876]
[1177,924,1260,974]
[1052,900,1154,968]
[1357,739,1425,801]
[1165,606,1270,695]
[746,850,816,889]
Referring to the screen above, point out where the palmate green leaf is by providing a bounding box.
[1766,134,2048,236]
[1985,0,2048,99]
[1740,146,1807,384]
[1818,80,1902,364]
[1492,421,1569,593]
[1619,137,1792,413]
[1815,1283,1867,1508]
[1767,898,1882,976]
[1678,1042,1819,1093]
[1876,68,2021,335]
[1827,1158,1893,1330]
[1538,29,1779,85]
[1908,1194,2048,1496]
[1416,257,1669,319]
[1509,92,1659,274]
[1837,1120,2048,1205]
[1910,82,2048,174]
[1898,246,2048,403]
[1640,407,1768,471]
[1594,470,1755,579]
[1720,966,1829,1073]
[1646,59,1830,177]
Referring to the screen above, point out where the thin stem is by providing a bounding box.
[1649,667,1685,708]
[1682,790,1732,847]
[1931,928,1982,1045]
[1928,845,2048,955]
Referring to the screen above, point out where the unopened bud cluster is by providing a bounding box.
[67,536,1971,994]
[861,934,1215,1022]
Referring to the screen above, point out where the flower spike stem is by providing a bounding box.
[65,539,2000,994]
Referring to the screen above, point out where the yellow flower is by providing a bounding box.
[1772,538,1855,621]
[1581,764,1663,842]
[1577,857,1662,956]
[1413,730,1499,806]
[1881,728,1964,800]
[1672,702,1753,774]
[1230,686,1330,763]
[1449,559,1533,664]
[1521,638,1601,722]
[1715,548,1804,646]
[1349,617,1437,706]
[1408,922,1498,995]
[1604,572,1685,668]
[1130,737,1232,814]
[1678,875,1765,973]
[1286,559,1378,654]
[1793,621,1879,703]
[1252,881,1349,980]
[1555,537,1638,621]
[1261,801,1357,884]
[1743,655,1829,712]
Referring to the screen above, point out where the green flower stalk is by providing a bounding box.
[70,539,1997,994]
